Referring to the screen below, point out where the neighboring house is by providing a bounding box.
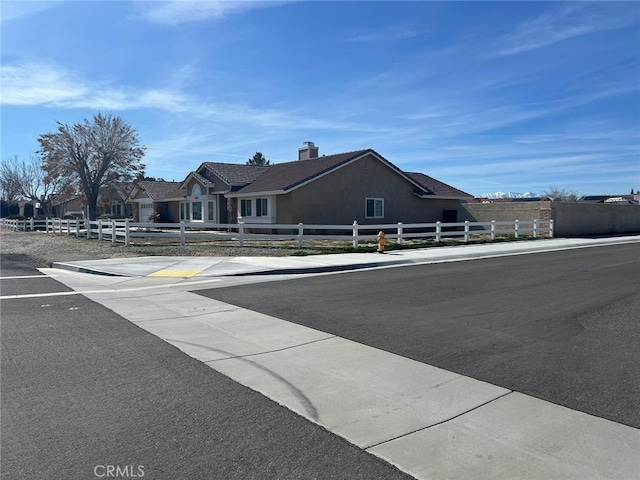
[98,182,137,218]
[126,142,472,225]
[129,180,184,221]
[226,143,472,225]
[50,184,137,219]
[581,195,639,205]
[51,194,85,218]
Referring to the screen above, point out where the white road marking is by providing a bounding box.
[0,273,221,300]
[0,275,48,280]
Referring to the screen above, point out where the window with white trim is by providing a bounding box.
[365,198,384,218]
[180,202,191,221]
[208,201,215,221]
[240,199,252,217]
[192,201,203,221]
[256,198,268,217]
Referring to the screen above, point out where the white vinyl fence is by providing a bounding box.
[1,218,554,248]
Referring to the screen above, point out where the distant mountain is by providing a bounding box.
[480,191,539,199]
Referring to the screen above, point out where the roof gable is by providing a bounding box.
[180,171,215,190]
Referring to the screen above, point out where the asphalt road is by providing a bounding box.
[0,254,413,480]
[199,243,640,429]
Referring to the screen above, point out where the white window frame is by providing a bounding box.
[180,202,191,221]
[365,198,384,219]
[256,198,268,217]
[207,201,215,222]
[240,199,252,217]
[192,201,203,221]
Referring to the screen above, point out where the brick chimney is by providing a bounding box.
[298,141,319,160]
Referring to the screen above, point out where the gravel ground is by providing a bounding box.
[0,228,301,266]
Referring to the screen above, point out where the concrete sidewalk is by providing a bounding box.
[42,235,640,480]
[52,235,640,278]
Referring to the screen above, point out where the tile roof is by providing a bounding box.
[137,180,184,201]
[191,171,215,187]
[232,150,372,195]
[202,162,270,186]
[405,172,473,198]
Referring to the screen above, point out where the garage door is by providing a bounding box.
[140,203,154,221]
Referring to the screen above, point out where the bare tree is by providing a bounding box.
[544,185,580,201]
[0,155,24,202]
[38,113,145,220]
[19,154,67,216]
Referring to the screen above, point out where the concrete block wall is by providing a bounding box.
[461,201,640,237]
[551,202,640,237]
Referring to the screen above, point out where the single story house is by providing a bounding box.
[129,180,183,222]
[130,142,472,225]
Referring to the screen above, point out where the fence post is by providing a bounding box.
[98,220,103,241]
[180,221,186,247]
[514,219,520,239]
[86,219,91,239]
[352,220,358,249]
[125,220,130,246]
[75,218,80,238]
[298,223,304,248]
[30,218,34,231]
[238,222,244,247]
[464,221,470,242]
[436,221,442,242]
[112,221,116,244]
[533,219,538,238]
[491,220,496,241]
[397,222,403,245]
[66,219,71,235]
[549,219,554,238]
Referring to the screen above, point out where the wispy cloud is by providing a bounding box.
[0,63,90,105]
[135,0,289,25]
[495,3,639,56]
[0,62,404,138]
[0,63,189,111]
[346,25,418,43]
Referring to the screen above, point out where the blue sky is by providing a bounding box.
[1,1,639,197]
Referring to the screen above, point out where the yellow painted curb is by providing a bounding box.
[148,269,203,278]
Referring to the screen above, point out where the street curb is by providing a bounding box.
[51,262,130,277]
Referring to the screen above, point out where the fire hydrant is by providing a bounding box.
[377,231,387,253]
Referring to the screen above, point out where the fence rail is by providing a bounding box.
[0,218,554,248]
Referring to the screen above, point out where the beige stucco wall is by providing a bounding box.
[461,201,640,237]
[277,153,462,225]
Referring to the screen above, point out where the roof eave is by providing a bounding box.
[226,190,285,198]
[414,193,470,200]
